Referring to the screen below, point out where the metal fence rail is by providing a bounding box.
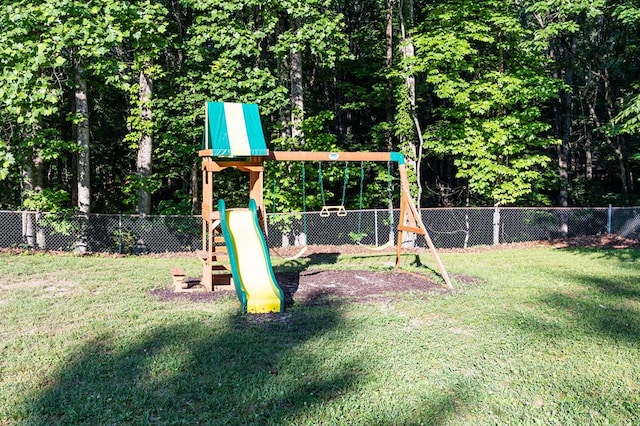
[1,206,638,254]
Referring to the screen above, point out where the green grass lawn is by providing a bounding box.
[0,246,638,425]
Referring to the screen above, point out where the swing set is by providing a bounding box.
[198,102,453,292]
[271,160,395,251]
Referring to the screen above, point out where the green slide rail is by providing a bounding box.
[217,198,284,313]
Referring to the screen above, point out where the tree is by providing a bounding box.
[3,0,640,218]
[525,0,640,207]
[414,0,559,206]
[118,1,169,215]
[0,1,70,246]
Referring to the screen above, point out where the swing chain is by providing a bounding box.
[318,161,349,217]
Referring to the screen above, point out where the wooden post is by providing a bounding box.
[397,164,453,290]
[171,267,186,291]
[249,156,266,233]
[201,157,214,292]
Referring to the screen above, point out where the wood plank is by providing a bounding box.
[200,149,396,163]
[398,225,424,234]
[203,161,264,172]
[268,151,394,162]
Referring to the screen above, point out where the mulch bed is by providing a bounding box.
[150,269,462,306]
[278,269,455,305]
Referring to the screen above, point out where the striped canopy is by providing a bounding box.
[203,102,268,157]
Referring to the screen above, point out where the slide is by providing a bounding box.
[217,199,284,313]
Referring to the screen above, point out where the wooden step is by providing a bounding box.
[398,225,425,234]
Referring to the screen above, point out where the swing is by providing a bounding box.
[356,161,395,251]
[318,162,348,217]
[270,162,308,261]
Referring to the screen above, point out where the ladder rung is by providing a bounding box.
[398,225,424,234]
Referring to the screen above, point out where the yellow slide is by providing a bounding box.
[217,199,284,313]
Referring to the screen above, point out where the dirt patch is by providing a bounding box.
[544,234,640,249]
[277,269,453,305]
[150,286,235,303]
[150,269,469,307]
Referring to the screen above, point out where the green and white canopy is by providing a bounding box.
[203,102,268,157]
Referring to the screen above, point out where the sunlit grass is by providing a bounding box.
[0,246,639,424]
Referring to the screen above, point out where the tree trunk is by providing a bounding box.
[602,68,632,203]
[290,47,305,243]
[558,43,573,210]
[190,157,199,215]
[137,69,153,215]
[385,0,395,152]
[75,64,91,254]
[21,157,36,248]
[20,140,46,248]
[556,33,576,237]
[398,0,422,207]
[290,49,304,144]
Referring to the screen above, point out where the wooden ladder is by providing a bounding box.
[199,215,233,291]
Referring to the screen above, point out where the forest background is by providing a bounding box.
[1,0,640,218]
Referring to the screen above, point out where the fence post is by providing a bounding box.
[493,206,500,245]
[607,204,612,234]
[118,214,123,254]
[374,209,379,246]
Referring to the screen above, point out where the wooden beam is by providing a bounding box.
[199,150,403,164]
[268,151,394,162]
[202,161,263,172]
[199,150,404,164]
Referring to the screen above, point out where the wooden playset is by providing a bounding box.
[197,102,453,298]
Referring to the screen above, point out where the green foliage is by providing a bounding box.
[22,189,70,213]
[121,173,162,211]
[413,0,560,205]
[155,193,194,216]
[2,0,640,211]
[0,140,14,180]
[22,189,76,235]
[615,94,640,136]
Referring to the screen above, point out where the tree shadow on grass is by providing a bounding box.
[502,272,640,345]
[574,273,640,301]
[537,271,640,344]
[274,252,341,272]
[21,294,476,424]
[558,246,640,267]
[491,272,640,421]
[542,292,640,343]
[25,299,355,424]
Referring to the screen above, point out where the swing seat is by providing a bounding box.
[320,205,347,217]
[357,239,394,251]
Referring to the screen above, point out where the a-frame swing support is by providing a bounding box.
[199,149,453,290]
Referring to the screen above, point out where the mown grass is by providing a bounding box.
[0,246,639,425]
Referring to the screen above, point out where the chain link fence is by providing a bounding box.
[1,206,639,254]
